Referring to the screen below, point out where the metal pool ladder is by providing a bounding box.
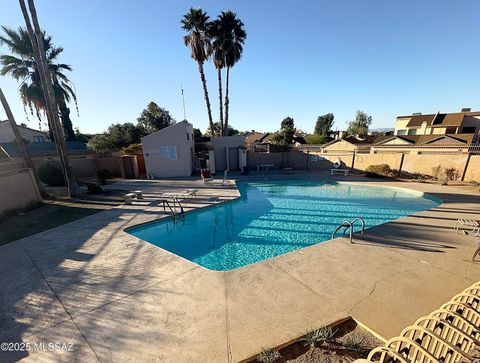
[331,217,365,244]
[161,197,185,224]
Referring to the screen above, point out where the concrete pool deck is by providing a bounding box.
[1,173,480,362]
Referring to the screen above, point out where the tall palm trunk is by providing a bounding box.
[197,61,214,133]
[217,67,224,136]
[0,87,46,196]
[224,66,230,136]
[20,0,80,196]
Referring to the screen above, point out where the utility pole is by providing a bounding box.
[181,83,187,120]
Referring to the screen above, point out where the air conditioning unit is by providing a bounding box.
[461,107,471,112]
[412,112,422,116]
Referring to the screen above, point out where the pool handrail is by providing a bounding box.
[161,197,185,224]
[331,217,365,243]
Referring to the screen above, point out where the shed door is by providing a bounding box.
[228,147,239,170]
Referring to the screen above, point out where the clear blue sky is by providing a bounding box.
[0,0,479,134]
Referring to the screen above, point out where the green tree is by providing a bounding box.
[193,127,203,141]
[88,123,146,153]
[181,8,214,132]
[74,127,92,143]
[205,122,240,137]
[315,113,334,136]
[0,26,78,140]
[281,116,295,144]
[305,134,326,144]
[347,110,372,137]
[209,11,246,136]
[137,102,175,133]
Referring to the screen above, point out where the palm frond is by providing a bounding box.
[0,26,78,117]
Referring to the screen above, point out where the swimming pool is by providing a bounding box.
[127,180,440,271]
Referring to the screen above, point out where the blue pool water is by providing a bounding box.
[127,180,440,271]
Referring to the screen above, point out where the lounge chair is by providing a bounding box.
[162,189,198,200]
[454,219,480,236]
[215,170,233,187]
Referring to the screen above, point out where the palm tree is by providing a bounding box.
[208,19,226,136]
[0,26,78,140]
[181,8,214,132]
[18,0,80,196]
[218,11,246,136]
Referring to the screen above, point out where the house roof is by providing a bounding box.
[140,120,191,141]
[373,133,474,146]
[260,133,277,143]
[0,141,89,157]
[431,113,465,127]
[405,114,436,128]
[245,132,264,145]
[0,120,48,135]
[323,135,376,148]
[401,111,480,128]
[416,133,474,144]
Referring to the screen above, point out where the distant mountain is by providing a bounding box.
[370,128,394,133]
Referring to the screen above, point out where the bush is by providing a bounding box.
[96,169,112,185]
[302,326,338,348]
[365,164,391,178]
[443,167,459,181]
[344,333,365,352]
[256,348,280,363]
[38,161,65,186]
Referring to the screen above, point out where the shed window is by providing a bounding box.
[187,133,189,141]
[33,135,45,142]
[160,145,177,160]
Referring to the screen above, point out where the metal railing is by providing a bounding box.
[332,217,365,243]
[161,198,185,224]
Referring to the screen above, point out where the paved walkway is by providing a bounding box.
[1,174,480,362]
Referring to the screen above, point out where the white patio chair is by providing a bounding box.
[454,219,480,236]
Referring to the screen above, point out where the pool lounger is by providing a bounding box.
[208,170,233,188]
[454,218,480,236]
[161,189,198,200]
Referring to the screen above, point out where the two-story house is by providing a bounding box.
[394,108,480,141]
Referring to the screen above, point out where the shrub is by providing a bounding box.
[256,347,280,363]
[302,326,338,348]
[38,161,65,186]
[344,333,365,352]
[96,169,112,185]
[365,164,391,178]
[444,167,459,181]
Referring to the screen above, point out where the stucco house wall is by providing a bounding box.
[0,168,42,215]
[0,121,49,143]
[141,121,195,178]
[394,118,410,135]
[322,139,357,153]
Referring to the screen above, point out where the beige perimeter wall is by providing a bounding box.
[247,150,480,182]
[0,168,42,215]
